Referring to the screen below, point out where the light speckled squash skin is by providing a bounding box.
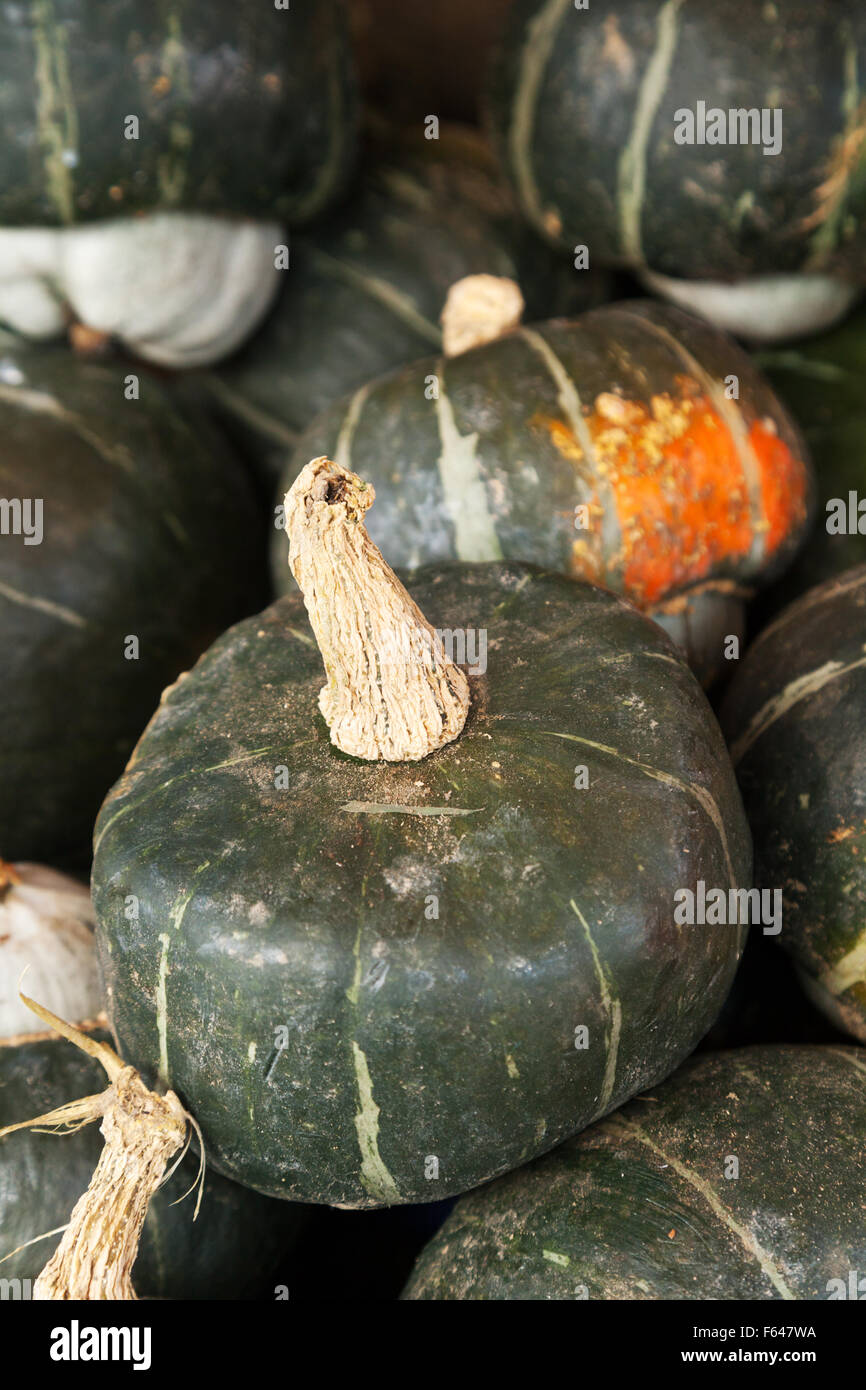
[93,562,750,1208]
[722,567,866,1042]
[402,1045,866,1300]
[0,1033,307,1298]
[274,301,812,683]
[0,0,356,225]
[0,335,266,864]
[487,0,866,283]
[208,128,606,485]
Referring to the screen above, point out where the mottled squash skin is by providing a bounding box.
[0,0,356,225]
[93,562,750,1208]
[488,0,866,284]
[403,1046,866,1300]
[722,566,866,1042]
[0,335,266,863]
[0,1034,307,1299]
[275,301,812,684]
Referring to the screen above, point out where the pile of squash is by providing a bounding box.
[0,0,863,1305]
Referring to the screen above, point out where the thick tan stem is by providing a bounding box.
[441,274,524,356]
[34,1070,187,1300]
[285,457,470,761]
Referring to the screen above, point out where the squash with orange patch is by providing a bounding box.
[274,301,812,683]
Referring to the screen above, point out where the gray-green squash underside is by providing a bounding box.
[93,562,750,1208]
[403,1044,866,1300]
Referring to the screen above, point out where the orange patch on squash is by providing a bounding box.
[536,389,807,606]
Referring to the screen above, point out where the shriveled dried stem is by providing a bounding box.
[285,457,470,761]
[0,994,191,1301]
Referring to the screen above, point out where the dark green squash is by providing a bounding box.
[275,301,812,684]
[0,333,266,864]
[0,1032,307,1299]
[0,0,355,226]
[93,460,750,1208]
[756,310,866,611]
[487,0,866,340]
[0,0,357,364]
[206,126,605,486]
[403,1045,866,1300]
[722,566,866,1042]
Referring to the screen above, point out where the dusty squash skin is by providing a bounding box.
[0,0,356,226]
[722,566,866,1042]
[93,561,750,1208]
[274,301,812,683]
[402,1045,866,1300]
[0,336,266,863]
[207,127,606,486]
[0,1032,306,1299]
[487,0,866,288]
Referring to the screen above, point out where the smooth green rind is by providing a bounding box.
[403,1045,866,1300]
[0,336,266,862]
[722,566,866,1041]
[93,562,750,1207]
[488,0,866,279]
[208,129,606,485]
[0,0,356,225]
[0,1033,307,1298]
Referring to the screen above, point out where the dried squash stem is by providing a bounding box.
[0,994,190,1300]
[285,457,470,761]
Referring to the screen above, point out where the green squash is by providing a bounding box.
[0,0,357,364]
[0,334,266,864]
[0,1032,307,1299]
[756,310,866,609]
[721,566,866,1042]
[487,0,866,341]
[274,301,812,684]
[93,459,750,1208]
[206,126,605,486]
[403,1045,866,1300]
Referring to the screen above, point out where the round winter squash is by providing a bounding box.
[721,566,866,1042]
[487,0,866,341]
[403,1045,866,1300]
[93,457,750,1209]
[0,863,306,1299]
[207,126,605,485]
[756,310,866,609]
[0,0,357,365]
[0,332,265,864]
[274,300,813,684]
